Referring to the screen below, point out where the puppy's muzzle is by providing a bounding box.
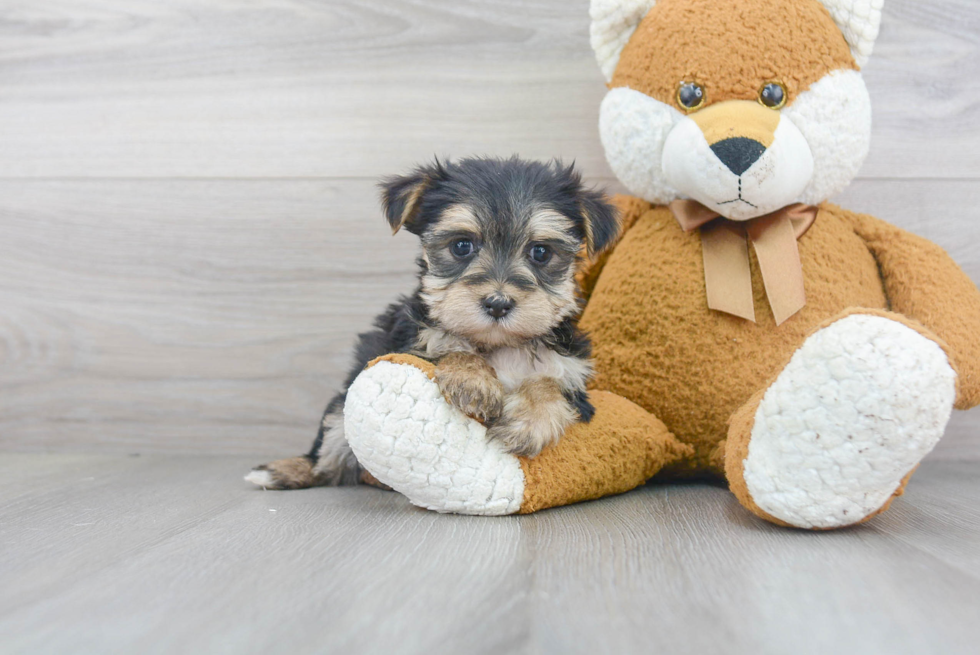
[482,295,515,319]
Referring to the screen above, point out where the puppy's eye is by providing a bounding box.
[759,82,787,109]
[451,239,475,258]
[529,244,552,265]
[677,82,705,111]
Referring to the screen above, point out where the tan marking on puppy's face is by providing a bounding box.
[434,204,481,234]
[528,210,578,243]
[421,207,583,348]
[611,0,857,111]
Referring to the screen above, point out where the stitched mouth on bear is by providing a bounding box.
[661,107,814,221]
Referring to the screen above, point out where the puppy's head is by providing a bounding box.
[381,157,618,348]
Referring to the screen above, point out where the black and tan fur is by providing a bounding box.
[246,157,618,490]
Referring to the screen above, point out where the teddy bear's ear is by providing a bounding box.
[817,0,884,67]
[590,0,658,83]
[590,1,883,81]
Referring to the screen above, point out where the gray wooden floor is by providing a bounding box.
[1,453,978,655]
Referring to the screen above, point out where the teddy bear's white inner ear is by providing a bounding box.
[590,0,658,82]
[816,0,884,68]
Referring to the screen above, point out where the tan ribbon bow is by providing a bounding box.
[669,200,819,326]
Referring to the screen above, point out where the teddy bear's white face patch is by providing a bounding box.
[599,69,873,218]
[661,110,815,220]
[783,69,873,207]
[598,87,682,206]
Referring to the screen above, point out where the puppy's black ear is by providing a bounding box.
[578,188,620,257]
[551,160,619,257]
[380,160,446,235]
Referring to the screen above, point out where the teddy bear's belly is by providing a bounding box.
[579,205,888,474]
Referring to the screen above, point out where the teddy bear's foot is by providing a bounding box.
[726,312,957,530]
[344,355,526,515]
[344,354,692,515]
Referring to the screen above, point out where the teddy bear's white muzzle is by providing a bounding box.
[662,112,815,221]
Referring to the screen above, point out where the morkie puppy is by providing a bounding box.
[246,156,618,489]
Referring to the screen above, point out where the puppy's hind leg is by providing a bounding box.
[246,403,364,490]
[246,455,319,490]
[309,411,363,486]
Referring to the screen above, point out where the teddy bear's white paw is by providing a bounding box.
[742,315,956,529]
[344,361,525,515]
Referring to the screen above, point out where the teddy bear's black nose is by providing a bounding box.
[711,137,767,176]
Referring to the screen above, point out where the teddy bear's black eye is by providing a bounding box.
[529,244,552,265]
[759,82,787,109]
[677,82,705,110]
[451,239,475,258]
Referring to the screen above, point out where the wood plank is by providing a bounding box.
[0,454,531,655]
[528,466,980,655]
[0,179,417,456]
[0,454,978,654]
[0,454,250,615]
[0,0,977,180]
[870,460,980,578]
[1,179,978,457]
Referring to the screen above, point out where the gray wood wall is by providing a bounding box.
[1,0,978,459]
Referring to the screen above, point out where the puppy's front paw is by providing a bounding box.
[488,377,578,458]
[435,352,504,424]
[487,420,551,458]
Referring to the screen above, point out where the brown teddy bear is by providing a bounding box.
[341,0,980,529]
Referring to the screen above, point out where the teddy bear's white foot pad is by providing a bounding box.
[344,361,525,515]
[742,315,956,529]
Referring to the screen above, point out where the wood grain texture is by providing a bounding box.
[0,0,978,179]
[0,179,417,455]
[0,1,977,458]
[1,179,978,457]
[0,454,977,654]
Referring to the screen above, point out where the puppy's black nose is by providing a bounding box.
[482,296,515,319]
[711,137,767,176]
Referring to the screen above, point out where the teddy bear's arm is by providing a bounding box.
[847,210,980,409]
[577,194,652,300]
